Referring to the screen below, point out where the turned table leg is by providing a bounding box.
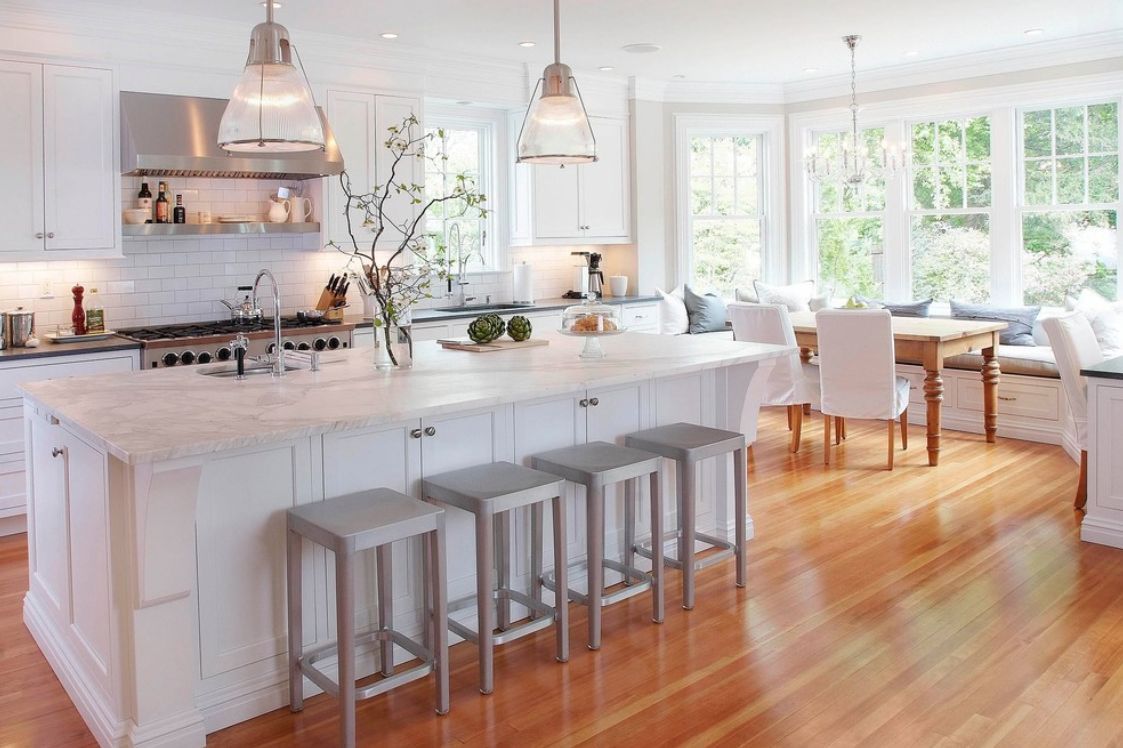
[924,368,944,467]
[982,347,1000,444]
[800,347,814,416]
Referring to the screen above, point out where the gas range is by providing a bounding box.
[118,318,355,369]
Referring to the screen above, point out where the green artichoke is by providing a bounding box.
[483,314,506,339]
[468,315,501,344]
[507,315,533,342]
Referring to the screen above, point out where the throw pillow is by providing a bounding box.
[683,285,728,334]
[950,300,1041,346]
[734,287,759,303]
[1066,288,1114,322]
[656,286,689,335]
[859,297,933,318]
[1092,307,1123,359]
[753,280,816,312]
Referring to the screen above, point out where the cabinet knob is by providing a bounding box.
[47,232,55,239]
[589,397,600,407]
[35,232,45,239]
[579,398,589,408]
[424,426,436,437]
[51,447,64,458]
[410,428,423,439]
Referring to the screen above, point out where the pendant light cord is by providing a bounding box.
[553,0,561,65]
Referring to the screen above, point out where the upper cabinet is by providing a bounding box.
[511,115,631,246]
[324,90,422,251]
[0,60,118,260]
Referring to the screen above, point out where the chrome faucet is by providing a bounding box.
[252,269,285,377]
[447,224,481,307]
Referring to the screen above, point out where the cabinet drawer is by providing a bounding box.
[957,377,1059,422]
[897,369,927,406]
[0,355,135,402]
[411,323,449,343]
[0,404,23,456]
[0,455,26,513]
[622,303,659,330]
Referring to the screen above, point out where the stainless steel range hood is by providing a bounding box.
[121,92,343,180]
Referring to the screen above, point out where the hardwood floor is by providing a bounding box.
[4,412,1123,746]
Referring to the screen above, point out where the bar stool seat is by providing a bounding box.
[423,461,569,695]
[625,422,748,611]
[531,441,664,650]
[287,488,448,748]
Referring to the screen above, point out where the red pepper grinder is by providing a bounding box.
[71,283,86,336]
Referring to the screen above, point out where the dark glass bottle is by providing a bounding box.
[173,194,186,224]
[155,181,169,224]
[137,182,153,223]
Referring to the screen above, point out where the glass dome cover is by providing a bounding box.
[560,295,625,359]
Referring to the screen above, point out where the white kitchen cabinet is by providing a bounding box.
[325,89,422,250]
[621,302,659,333]
[0,59,118,260]
[514,115,631,246]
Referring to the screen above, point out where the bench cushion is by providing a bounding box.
[944,344,1059,379]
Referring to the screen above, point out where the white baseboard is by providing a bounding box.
[0,513,26,536]
[1080,515,1123,549]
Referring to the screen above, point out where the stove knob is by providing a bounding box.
[283,340,296,351]
[162,352,179,367]
[197,352,213,364]
[181,351,196,365]
[267,343,277,354]
[327,337,341,350]
[313,338,327,351]
[297,342,311,351]
[216,347,232,361]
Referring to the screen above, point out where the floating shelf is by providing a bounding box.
[122,222,320,238]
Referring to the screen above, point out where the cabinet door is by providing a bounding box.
[586,381,650,547]
[43,65,116,252]
[0,60,43,256]
[325,90,377,248]
[26,414,68,626]
[579,116,630,241]
[532,163,581,239]
[374,95,422,249]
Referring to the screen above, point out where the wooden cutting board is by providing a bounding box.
[438,338,549,353]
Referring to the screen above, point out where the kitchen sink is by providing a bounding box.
[195,363,275,378]
[432,303,534,313]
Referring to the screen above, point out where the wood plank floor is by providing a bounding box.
[4,412,1123,746]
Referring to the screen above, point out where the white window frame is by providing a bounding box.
[673,113,786,289]
[789,70,1123,307]
[424,104,506,272]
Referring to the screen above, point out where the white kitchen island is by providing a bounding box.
[18,331,787,747]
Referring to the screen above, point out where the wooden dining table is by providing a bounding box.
[786,312,1009,466]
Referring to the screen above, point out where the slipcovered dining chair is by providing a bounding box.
[1043,312,1104,510]
[816,309,909,470]
[729,302,820,452]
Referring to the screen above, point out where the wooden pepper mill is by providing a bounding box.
[71,283,86,336]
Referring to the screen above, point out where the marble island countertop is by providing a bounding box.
[19,331,789,465]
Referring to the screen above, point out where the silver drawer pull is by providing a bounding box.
[589,397,600,406]
[424,426,436,437]
[51,447,64,458]
[998,395,1017,402]
[410,428,422,439]
[579,398,589,407]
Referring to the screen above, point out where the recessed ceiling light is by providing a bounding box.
[380,32,399,39]
[456,100,473,106]
[802,67,818,74]
[260,1,281,7]
[903,50,919,57]
[519,41,537,48]
[1024,28,1045,37]
[622,43,662,54]
[672,74,686,79]
[598,66,615,72]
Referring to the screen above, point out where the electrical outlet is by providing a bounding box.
[40,281,53,299]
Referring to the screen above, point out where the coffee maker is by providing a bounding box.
[564,251,605,298]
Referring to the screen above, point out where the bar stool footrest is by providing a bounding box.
[298,628,433,701]
[634,530,734,571]
[541,558,653,607]
[447,588,558,646]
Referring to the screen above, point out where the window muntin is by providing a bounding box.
[425,124,491,269]
[687,134,763,296]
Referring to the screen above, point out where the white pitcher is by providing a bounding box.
[267,199,291,223]
[287,196,313,223]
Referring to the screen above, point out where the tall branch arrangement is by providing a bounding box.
[329,114,488,364]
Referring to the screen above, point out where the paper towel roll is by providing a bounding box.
[513,262,535,303]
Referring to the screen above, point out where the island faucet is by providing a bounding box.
[252,268,285,377]
[447,224,481,307]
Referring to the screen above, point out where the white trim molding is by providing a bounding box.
[672,113,787,288]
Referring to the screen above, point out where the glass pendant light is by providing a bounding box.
[218,2,324,152]
[516,0,596,165]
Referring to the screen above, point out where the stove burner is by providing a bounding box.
[118,317,337,343]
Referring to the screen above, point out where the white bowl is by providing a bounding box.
[123,208,150,225]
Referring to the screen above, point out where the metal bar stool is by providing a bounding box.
[423,461,569,695]
[531,441,664,650]
[625,422,748,611]
[286,488,448,748]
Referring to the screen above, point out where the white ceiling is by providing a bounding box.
[88,0,1123,84]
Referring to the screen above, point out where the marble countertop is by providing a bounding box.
[19,331,789,465]
[1082,356,1123,381]
[0,336,141,363]
[348,295,662,326]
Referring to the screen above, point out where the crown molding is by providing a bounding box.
[783,29,1123,103]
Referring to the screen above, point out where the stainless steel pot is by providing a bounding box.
[0,311,7,350]
[5,308,34,347]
